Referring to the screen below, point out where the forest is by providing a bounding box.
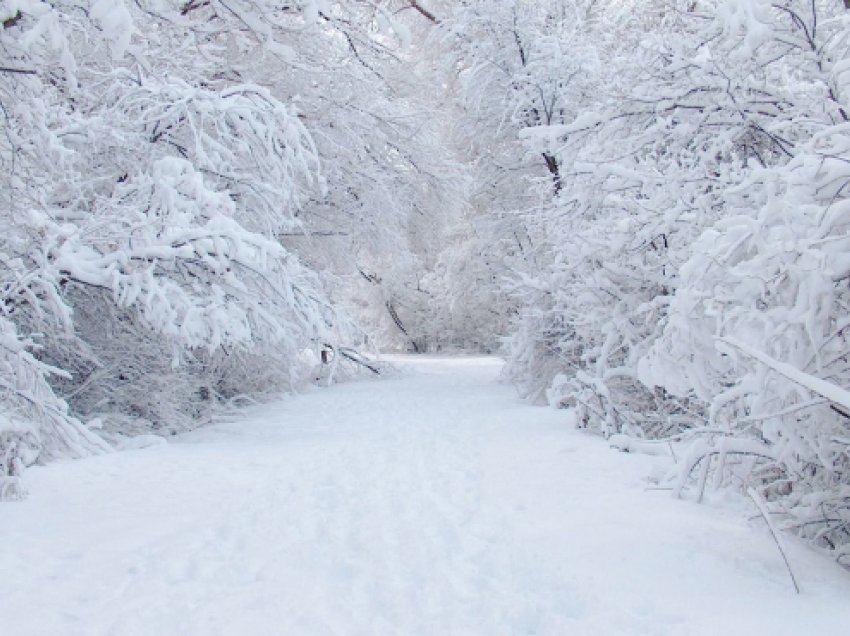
[2,0,850,568]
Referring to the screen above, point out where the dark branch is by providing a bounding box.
[408,1,438,23]
[0,66,36,75]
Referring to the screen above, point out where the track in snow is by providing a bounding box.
[1,356,849,635]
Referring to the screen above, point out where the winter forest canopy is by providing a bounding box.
[2,0,850,566]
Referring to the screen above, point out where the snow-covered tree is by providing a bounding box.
[472,0,850,559]
[0,0,440,491]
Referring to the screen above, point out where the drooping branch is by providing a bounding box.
[386,301,421,352]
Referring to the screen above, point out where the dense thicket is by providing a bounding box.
[431,0,850,563]
[0,0,450,498]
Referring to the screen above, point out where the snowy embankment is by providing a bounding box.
[1,356,848,635]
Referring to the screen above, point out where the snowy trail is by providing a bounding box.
[2,356,849,635]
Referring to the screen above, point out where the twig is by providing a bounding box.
[408,1,438,23]
[748,487,801,594]
[696,453,711,503]
[0,66,36,75]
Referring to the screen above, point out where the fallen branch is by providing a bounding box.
[322,344,382,375]
[338,347,382,375]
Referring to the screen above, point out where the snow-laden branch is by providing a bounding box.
[718,337,850,413]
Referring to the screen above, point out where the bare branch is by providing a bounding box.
[0,66,36,75]
[408,1,438,23]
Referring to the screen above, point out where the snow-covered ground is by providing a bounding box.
[2,356,849,635]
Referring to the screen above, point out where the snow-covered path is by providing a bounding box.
[2,356,849,635]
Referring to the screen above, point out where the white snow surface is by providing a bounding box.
[1,356,849,635]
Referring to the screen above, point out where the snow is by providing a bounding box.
[89,0,135,60]
[1,356,849,635]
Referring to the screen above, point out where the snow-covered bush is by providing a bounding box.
[633,0,850,561]
[438,0,850,559]
[643,123,850,560]
[0,0,435,489]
